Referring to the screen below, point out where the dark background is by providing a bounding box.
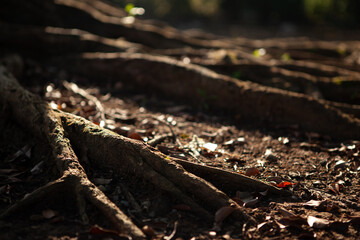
[110,0,360,27]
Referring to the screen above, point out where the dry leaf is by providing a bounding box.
[278,216,307,229]
[89,225,118,235]
[203,142,217,152]
[245,167,260,176]
[42,209,56,219]
[329,182,340,194]
[142,225,155,238]
[278,207,295,217]
[93,178,112,185]
[173,204,191,211]
[30,161,44,175]
[214,206,236,224]
[277,181,296,188]
[307,216,330,229]
[243,197,259,208]
[128,131,143,141]
[303,200,324,207]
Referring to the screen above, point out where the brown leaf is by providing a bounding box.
[128,131,143,141]
[243,197,259,208]
[307,216,330,229]
[245,167,260,177]
[214,206,236,224]
[89,225,118,235]
[329,182,340,194]
[278,216,307,229]
[172,204,191,211]
[278,207,296,217]
[42,209,56,219]
[142,225,155,238]
[93,178,112,185]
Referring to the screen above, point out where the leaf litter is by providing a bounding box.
[1,64,360,239]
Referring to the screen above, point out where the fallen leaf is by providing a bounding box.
[329,182,340,194]
[89,225,118,235]
[243,197,259,208]
[277,181,296,188]
[245,167,260,176]
[49,216,64,223]
[303,200,324,207]
[203,142,217,152]
[30,161,44,175]
[142,225,155,238]
[214,206,236,224]
[257,221,272,232]
[307,216,330,229]
[334,159,347,170]
[274,220,287,229]
[278,216,307,229]
[7,145,31,162]
[173,204,191,211]
[278,207,296,217]
[42,209,56,219]
[93,178,112,185]
[127,131,143,141]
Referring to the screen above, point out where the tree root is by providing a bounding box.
[59,52,360,140]
[0,64,261,238]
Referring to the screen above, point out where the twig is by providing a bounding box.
[147,133,173,147]
[173,159,291,196]
[63,81,106,122]
[164,221,178,240]
[139,114,182,147]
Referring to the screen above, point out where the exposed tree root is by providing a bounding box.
[1,1,360,239]
[57,52,360,139]
[1,64,270,238]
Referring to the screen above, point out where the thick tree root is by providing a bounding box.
[0,65,260,237]
[60,52,360,140]
[0,179,66,219]
[0,65,146,238]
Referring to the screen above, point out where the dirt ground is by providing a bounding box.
[0,59,359,239]
[1,0,360,239]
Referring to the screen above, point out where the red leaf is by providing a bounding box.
[277,181,296,188]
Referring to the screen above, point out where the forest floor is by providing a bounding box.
[0,59,359,239]
[1,0,360,239]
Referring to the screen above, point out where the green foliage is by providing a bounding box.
[281,53,292,61]
[332,77,343,85]
[125,3,135,14]
[253,48,266,58]
[303,0,357,25]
